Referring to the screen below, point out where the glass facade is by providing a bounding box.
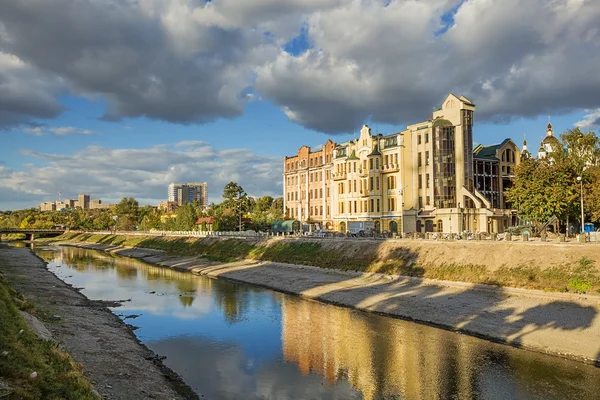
[433,126,456,208]
[462,110,474,191]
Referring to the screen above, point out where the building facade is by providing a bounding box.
[168,182,208,207]
[283,94,520,234]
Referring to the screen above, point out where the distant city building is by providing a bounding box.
[158,201,179,213]
[78,194,90,210]
[168,182,208,207]
[39,193,114,211]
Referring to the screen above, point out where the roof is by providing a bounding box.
[541,135,560,145]
[432,118,453,128]
[368,143,381,156]
[347,150,359,160]
[472,138,511,158]
[195,217,215,224]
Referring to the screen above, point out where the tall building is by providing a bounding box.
[168,182,208,207]
[283,94,520,234]
[78,193,90,210]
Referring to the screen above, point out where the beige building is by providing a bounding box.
[283,94,520,234]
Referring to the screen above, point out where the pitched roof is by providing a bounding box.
[473,138,511,159]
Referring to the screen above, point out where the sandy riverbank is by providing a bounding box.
[64,241,600,366]
[0,245,197,400]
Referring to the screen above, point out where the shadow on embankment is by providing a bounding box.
[58,233,600,363]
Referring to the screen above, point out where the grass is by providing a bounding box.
[43,233,600,295]
[0,274,98,399]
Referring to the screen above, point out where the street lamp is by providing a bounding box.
[577,176,584,235]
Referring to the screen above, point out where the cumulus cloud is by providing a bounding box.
[256,0,600,132]
[0,142,282,210]
[1,0,600,133]
[575,109,600,130]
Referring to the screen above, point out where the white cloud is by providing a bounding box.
[1,0,600,133]
[575,109,600,130]
[49,126,97,136]
[0,142,282,209]
[22,126,99,136]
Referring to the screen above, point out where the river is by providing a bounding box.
[34,245,600,400]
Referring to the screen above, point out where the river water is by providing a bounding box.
[35,245,600,400]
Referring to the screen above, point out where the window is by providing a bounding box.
[376,177,380,190]
[426,196,431,206]
[354,162,357,173]
[370,158,374,169]
[418,134,422,145]
[375,158,379,169]
[385,155,389,165]
[426,151,430,165]
[370,177,374,191]
[348,180,351,192]
[320,188,323,198]
[418,152,422,167]
[377,199,380,212]
[354,201,357,213]
[418,174,423,189]
[353,180,357,192]
[426,173,430,188]
[419,197,423,208]
[310,173,313,182]
[425,133,429,143]
[370,199,374,212]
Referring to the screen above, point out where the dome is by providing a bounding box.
[432,118,453,128]
[541,135,560,146]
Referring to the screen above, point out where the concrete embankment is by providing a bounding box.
[63,240,600,366]
[0,245,196,400]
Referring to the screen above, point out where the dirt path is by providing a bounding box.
[0,245,196,400]
[76,243,600,366]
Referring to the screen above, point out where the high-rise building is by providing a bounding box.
[78,193,90,210]
[168,182,208,207]
[283,94,521,234]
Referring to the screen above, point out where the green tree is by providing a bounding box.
[506,128,599,229]
[222,182,249,231]
[175,203,198,231]
[114,197,139,231]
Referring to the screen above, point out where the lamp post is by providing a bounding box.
[577,176,584,234]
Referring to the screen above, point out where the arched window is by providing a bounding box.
[389,221,398,233]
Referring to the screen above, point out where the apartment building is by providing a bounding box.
[283,94,520,234]
[283,140,336,229]
[168,182,208,207]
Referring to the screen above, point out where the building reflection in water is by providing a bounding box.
[281,296,600,400]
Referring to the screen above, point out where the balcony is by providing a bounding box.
[332,171,347,180]
[383,163,399,172]
[358,168,368,178]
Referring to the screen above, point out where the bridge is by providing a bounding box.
[0,228,66,241]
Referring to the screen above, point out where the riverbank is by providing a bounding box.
[0,245,197,400]
[46,232,600,294]
[56,240,600,366]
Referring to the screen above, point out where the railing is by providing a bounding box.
[72,230,269,238]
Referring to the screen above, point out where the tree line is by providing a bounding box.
[0,182,284,232]
[506,127,600,230]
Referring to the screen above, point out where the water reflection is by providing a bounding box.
[39,246,600,400]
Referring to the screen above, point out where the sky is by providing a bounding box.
[1,0,600,210]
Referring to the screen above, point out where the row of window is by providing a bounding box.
[285,154,334,172]
[417,174,431,189]
[286,188,330,201]
[287,206,331,219]
[335,154,401,174]
[337,197,400,214]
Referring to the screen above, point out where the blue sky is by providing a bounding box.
[1,0,599,210]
